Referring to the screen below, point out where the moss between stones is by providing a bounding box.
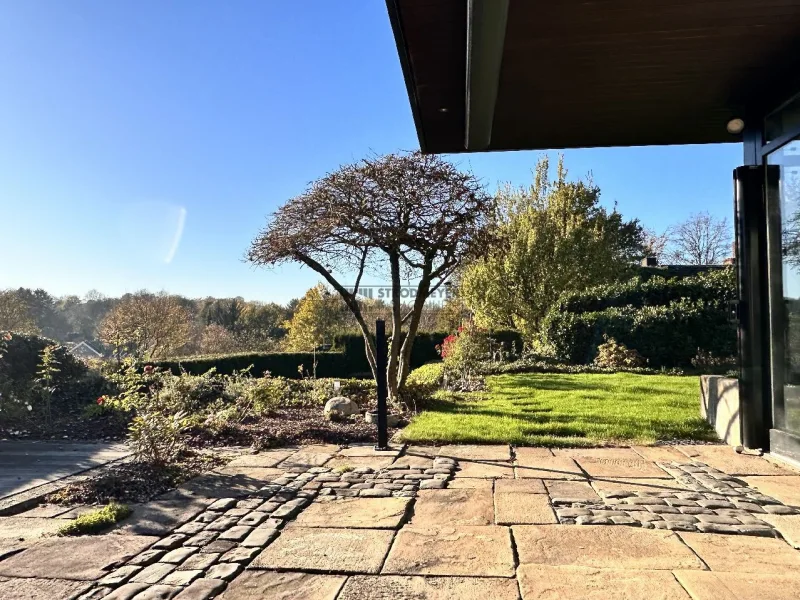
[56,502,132,536]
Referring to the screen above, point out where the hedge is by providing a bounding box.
[540,269,736,368]
[0,333,88,385]
[542,299,736,368]
[157,329,524,379]
[557,268,736,314]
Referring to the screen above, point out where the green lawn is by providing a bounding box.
[399,372,718,447]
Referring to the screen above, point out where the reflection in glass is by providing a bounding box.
[769,140,800,434]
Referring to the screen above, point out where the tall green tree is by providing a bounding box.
[460,155,644,340]
[283,284,345,351]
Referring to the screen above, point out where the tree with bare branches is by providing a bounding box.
[665,212,732,265]
[247,152,493,401]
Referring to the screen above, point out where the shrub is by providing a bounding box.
[593,337,646,369]
[103,360,190,465]
[691,349,737,373]
[0,333,94,424]
[57,502,132,536]
[402,362,446,411]
[406,362,445,389]
[438,324,489,386]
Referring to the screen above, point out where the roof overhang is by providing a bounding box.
[386,0,800,153]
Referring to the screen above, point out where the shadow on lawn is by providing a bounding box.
[421,390,717,444]
[494,374,688,398]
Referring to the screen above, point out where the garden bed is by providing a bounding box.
[186,405,406,450]
[45,452,226,505]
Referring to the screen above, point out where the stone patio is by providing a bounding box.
[1,443,800,599]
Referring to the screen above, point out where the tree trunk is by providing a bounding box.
[396,269,432,394]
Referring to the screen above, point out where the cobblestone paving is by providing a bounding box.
[555,460,798,535]
[75,452,458,599]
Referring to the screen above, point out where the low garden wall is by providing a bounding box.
[700,374,740,446]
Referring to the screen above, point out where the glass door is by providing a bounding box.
[766,139,800,457]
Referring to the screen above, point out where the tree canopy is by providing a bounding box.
[460,156,644,340]
[248,151,493,400]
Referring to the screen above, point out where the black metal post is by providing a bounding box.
[374,319,389,450]
[734,166,770,450]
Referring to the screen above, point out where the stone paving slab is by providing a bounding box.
[454,461,514,479]
[0,575,91,600]
[678,531,800,573]
[293,497,411,529]
[513,525,704,570]
[631,446,689,463]
[517,565,691,600]
[213,465,284,480]
[277,449,335,469]
[382,525,515,577]
[495,490,556,525]
[0,515,67,540]
[447,478,494,490]
[514,453,585,480]
[224,450,296,468]
[16,503,74,518]
[0,534,158,580]
[250,526,394,574]
[554,448,645,461]
[411,489,494,526]
[570,457,669,479]
[760,513,800,548]
[438,445,511,461]
[678,446,797,476]
[743,475,800,507]
[674,570,800,600]
[338,575,521,600]
[219,570,346,599]
[495,478,546,494]
[544,480,600,502]
[115,496,213,536]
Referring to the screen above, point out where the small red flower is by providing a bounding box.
[97,396,105,405]
[143,365,154,374]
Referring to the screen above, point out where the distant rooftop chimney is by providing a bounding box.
[641,256,658,267]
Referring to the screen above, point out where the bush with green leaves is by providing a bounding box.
[0,332,98,425]
[56,502,132,536]
[102,360,190,465]
[438,324,490,388]
[541,269,736,368]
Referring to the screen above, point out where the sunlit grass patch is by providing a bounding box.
[399,372,718,447]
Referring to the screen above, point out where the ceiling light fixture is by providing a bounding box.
[726,118,745,135]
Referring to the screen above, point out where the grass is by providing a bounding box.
[399,372,719,447]
[56,502,132,536]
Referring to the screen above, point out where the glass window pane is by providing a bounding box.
[766,96,800,143]
[768,140,800,434]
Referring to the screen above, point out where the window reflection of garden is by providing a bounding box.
[777,143,800,431]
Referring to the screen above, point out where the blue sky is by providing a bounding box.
[0,1,742,304]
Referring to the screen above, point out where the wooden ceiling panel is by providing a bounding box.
[389,0,800,152]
